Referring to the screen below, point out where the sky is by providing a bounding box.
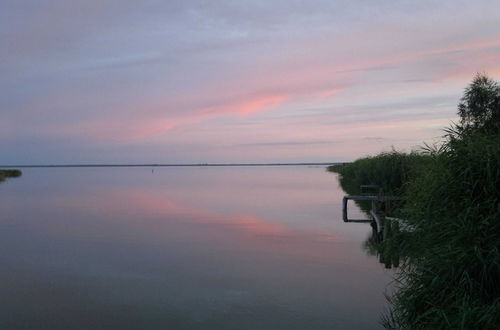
[2,0,500,164]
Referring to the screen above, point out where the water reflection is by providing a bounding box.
[362,221,403,269]
[338,184,404,270]
[1,167,392,329]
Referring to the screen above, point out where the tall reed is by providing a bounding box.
[331,74,500,328]
[384,129,500,329]
[0,169,22,182]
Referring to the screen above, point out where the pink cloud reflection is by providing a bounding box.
[49,189,295,238]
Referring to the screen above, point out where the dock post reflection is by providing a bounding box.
[341,186,406,268]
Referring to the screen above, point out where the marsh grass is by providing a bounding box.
[332,131,499,329]
[0,169,22,182]
[328,151,430,214]
[330,75,500,328]
[383,129,500,329]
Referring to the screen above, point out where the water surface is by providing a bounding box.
[1,166,392,329]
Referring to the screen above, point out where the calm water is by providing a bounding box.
[1,166,392,329]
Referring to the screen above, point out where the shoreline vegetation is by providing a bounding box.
[0,162,344,168]
[0,169,22,182]
[329,74,500,329]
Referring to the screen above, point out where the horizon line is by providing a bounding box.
[0,162,347,168]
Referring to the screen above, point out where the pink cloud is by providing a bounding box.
[196,93,292,116]
[320,87,345,98]
[72,118,175,142]
[47,36,500,145]
[58,93,294,143]
[237,94,290,115]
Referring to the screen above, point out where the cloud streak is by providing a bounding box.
[2,1,500,162]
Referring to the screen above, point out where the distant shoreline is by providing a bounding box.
[0,169,22,181]
[0,162,347,168]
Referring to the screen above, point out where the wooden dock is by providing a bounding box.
[341,185,408,238]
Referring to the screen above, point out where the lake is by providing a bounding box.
[0,166,393,329]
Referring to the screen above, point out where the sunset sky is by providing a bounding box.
[2,0,500,164]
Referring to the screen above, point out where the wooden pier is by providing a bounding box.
[342,185,406,238]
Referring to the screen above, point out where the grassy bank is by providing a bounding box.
[330,75,500,329]
[328,151,430,215]
[328,151,430,195]
[0,169,22,182]
[384,128,500,329]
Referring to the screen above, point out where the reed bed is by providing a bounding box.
[330,75,500,329]
[0,169,22,182]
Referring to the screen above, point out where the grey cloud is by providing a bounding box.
[2,0,500,163]
[335,65,397,74]
[362,137,385,142]
[260,94,459,125]
[238,140,339,147]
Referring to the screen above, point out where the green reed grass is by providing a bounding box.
[330,74,500,328]
[0,169,22,182]
[328,151,430,214]
[331,130,499,329]
[383,129,500,329]
[328,151,429,195]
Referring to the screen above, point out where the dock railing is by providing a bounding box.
[342,185,403,234]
